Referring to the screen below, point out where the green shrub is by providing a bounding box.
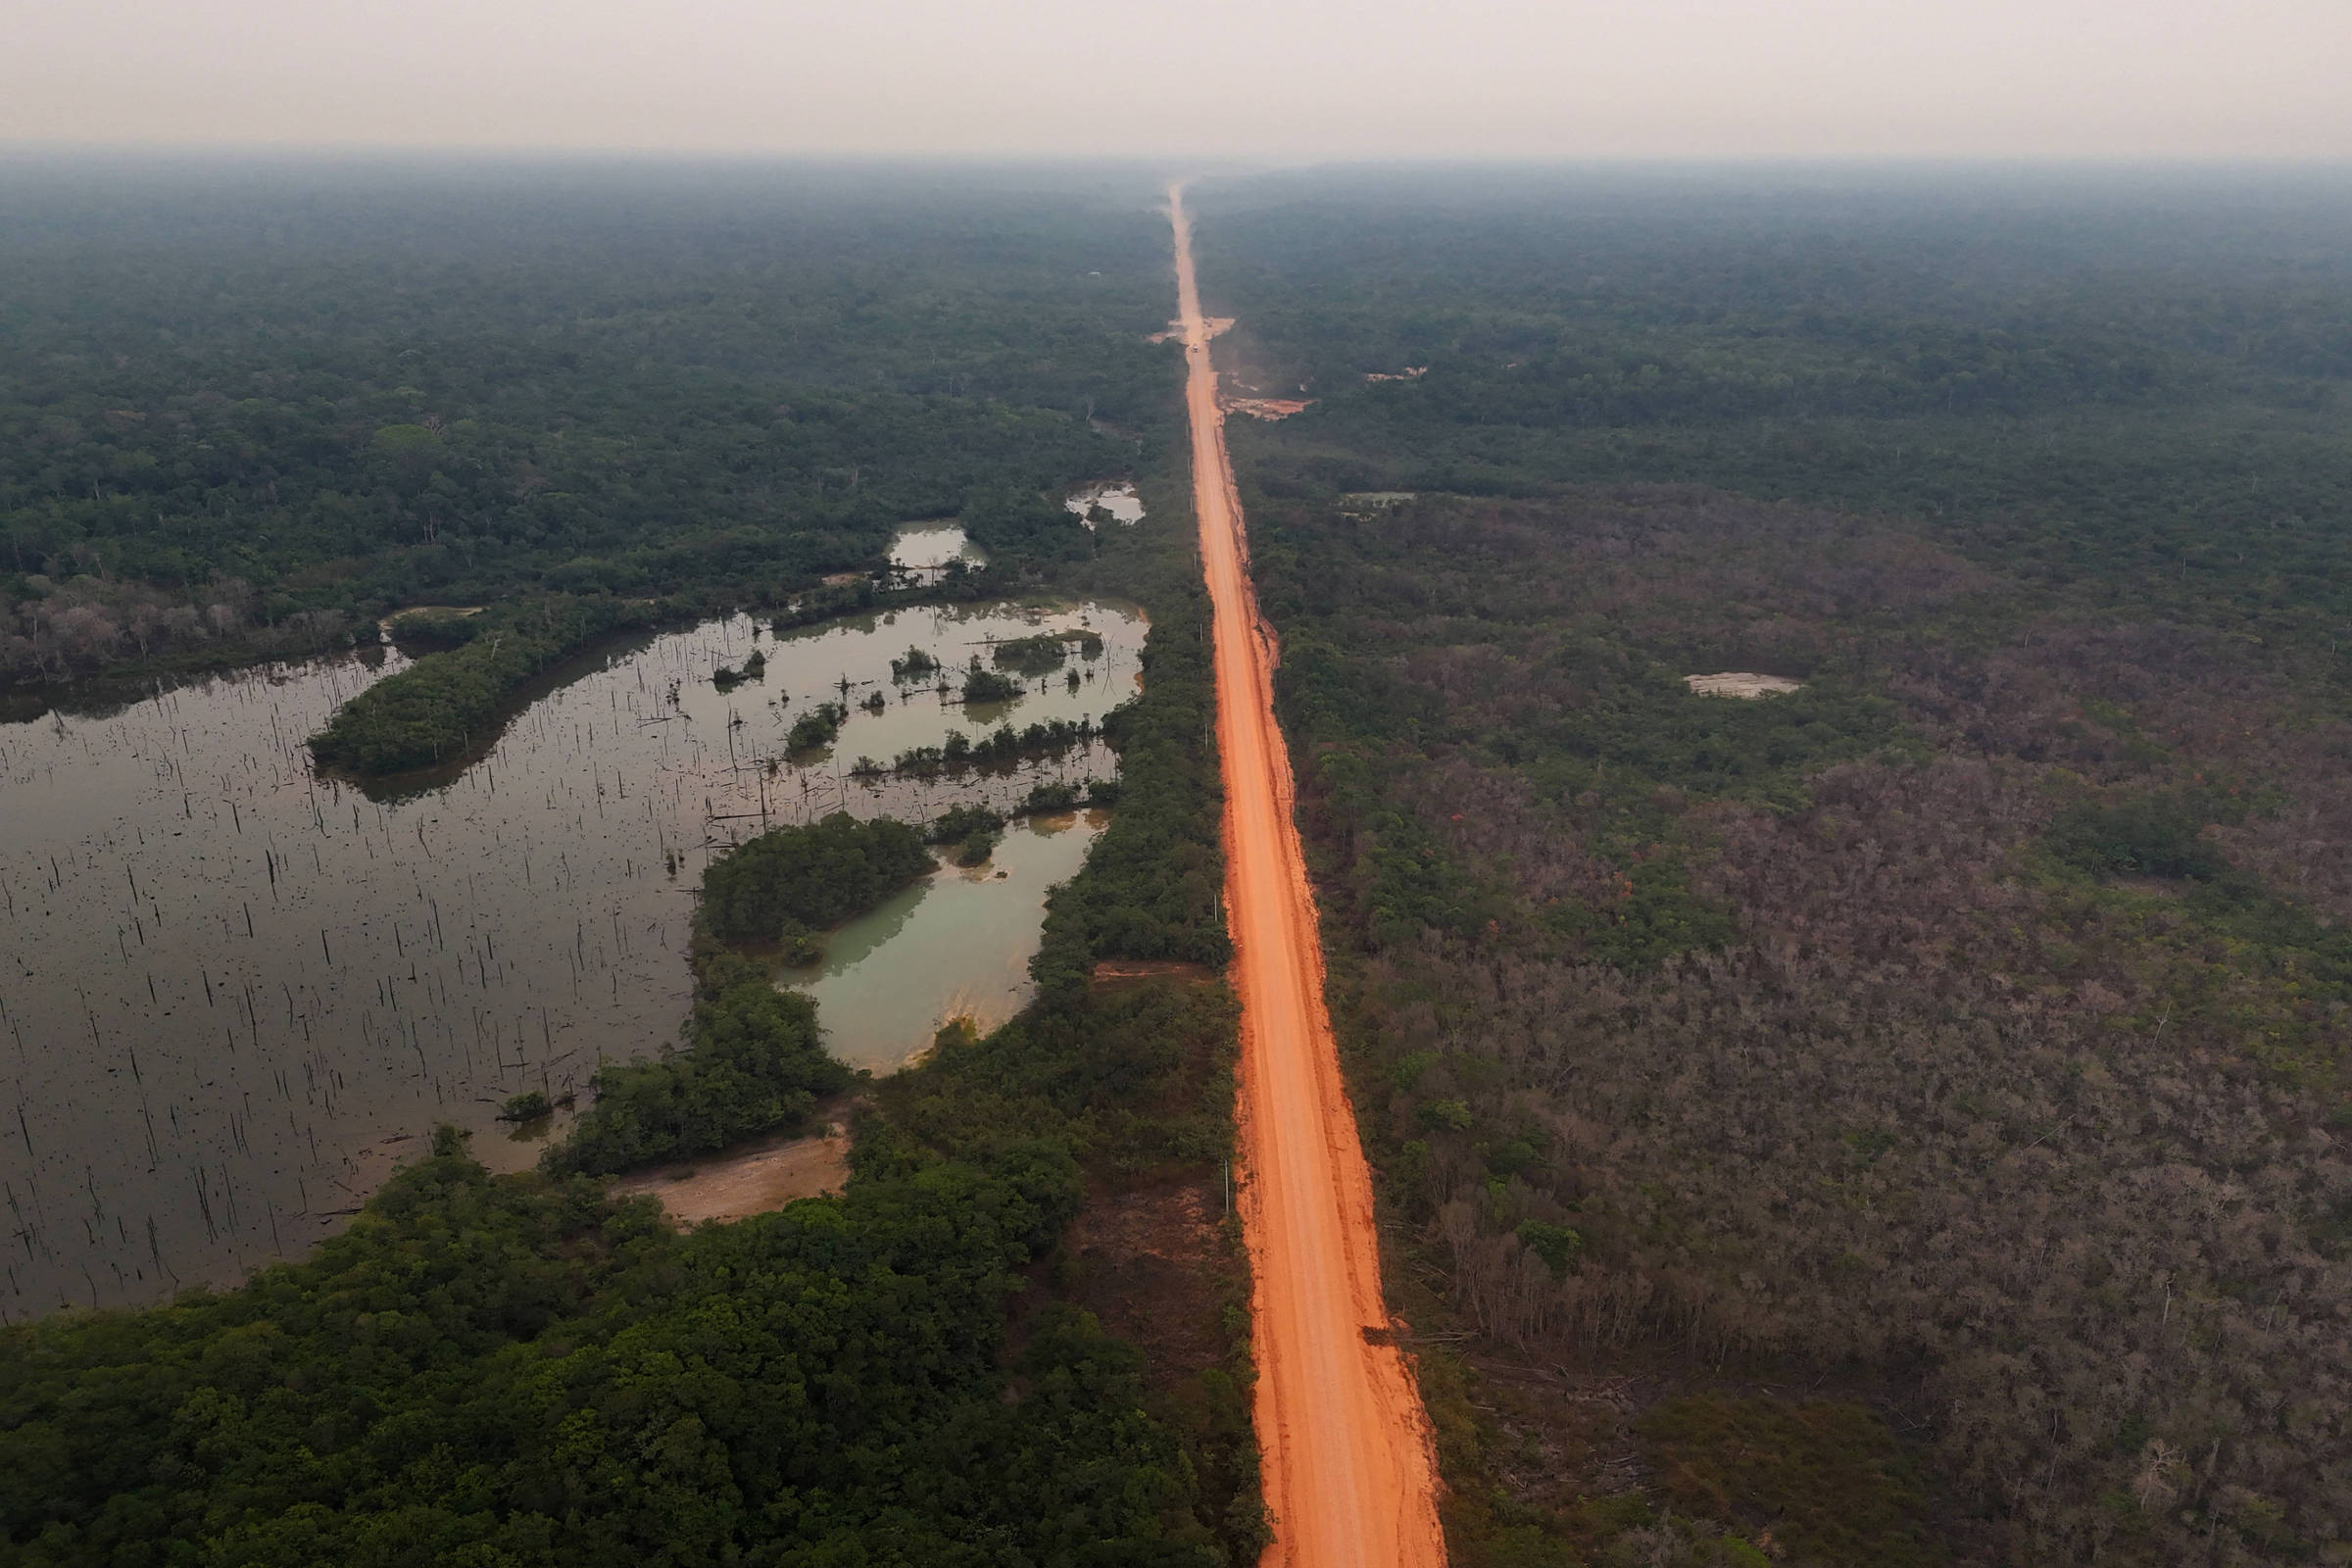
[700,812,932,944]
[1515,1219,1584,1278]
[1418,1099,1475,1133]
[309,595,646,774]
[928,803,1006,845]
[786,700,849,752]
[961,664,1022,704]
[991,633,1069,674]
[1021,780,1082,814]
[544,954,850,1177]
[2047,796,2226,880]
[497,1089,551,1122]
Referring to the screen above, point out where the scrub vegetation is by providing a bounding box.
[1207,169,2352,1566]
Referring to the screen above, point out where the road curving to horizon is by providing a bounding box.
[1168,182,1449,1568]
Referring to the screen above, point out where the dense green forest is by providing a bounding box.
[0,1129,1187,1566]
[1204,171,2352,1567]
[1201,167,2352,661]
[0,457,1267,1563]
[0,159,1175,691]
[540,813,939,1181]
[307,594,657,772]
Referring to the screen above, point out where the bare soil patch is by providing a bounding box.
[611,1109,854,1228]
[1061,1179,1227,1388]
[1152,316,1234,345]
[376,604,482,636]
[1090,957,1217,989]
[1684,670,1803,698]
[1221,396,1316,421]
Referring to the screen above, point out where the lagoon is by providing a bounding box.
[0,596,1143,1312]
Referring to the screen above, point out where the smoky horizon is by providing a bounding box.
[7,0,2348,161]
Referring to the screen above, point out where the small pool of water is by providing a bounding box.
[783,810,1107,1071]
[888,523,989,584]
[1066,482,1145,529]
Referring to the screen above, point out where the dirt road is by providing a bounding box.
[1168,184,1448,1568]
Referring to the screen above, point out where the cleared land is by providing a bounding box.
[611,1116,852,1227]
[1170,183,1447,1568]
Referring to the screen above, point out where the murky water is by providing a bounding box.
[888,523,990,585]
[789,810,1106,1070]
[1067,482,1146,528]
[0,597,1143,1313]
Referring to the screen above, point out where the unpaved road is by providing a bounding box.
[1169,184,1448,1568]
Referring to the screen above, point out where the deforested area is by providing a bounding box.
[1204,171,2352,1566]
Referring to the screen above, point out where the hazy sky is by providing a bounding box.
[8,0,2348,160]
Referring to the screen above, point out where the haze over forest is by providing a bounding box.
[8,0,2350,159]
[8,2,2352,1565]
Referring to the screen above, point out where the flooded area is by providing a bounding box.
[887,523,989,585]
[788,809,1106,1069]
[1067,482,1146,529]
[0,595,1143,1313]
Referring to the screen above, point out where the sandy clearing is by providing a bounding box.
[610,1115,852,1228]
[376,604,483,637]
[1170,183,1447,1568]
[1152,316,1234,344]
[1684,671,1804,698]
[1221,395,1316,421]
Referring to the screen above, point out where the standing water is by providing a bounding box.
[0,596,1144,1312]
[789,809,1107,1070]
[888,523,989,584]
[1067,482,1146,529]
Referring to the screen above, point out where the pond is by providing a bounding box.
[0,596,1144,1313]
[787,809,1108,1071]
[1067,482,1145,529]
[887,522,989,585]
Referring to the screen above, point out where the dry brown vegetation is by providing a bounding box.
[0,569,352,683]
[1255,486,2352,1565]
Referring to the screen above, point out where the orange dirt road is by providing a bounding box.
[1168,184,1448,1568]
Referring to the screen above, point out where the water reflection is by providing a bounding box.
[786,811,1106,1071]
[1066,482,1146,529]
[0,598,1142,1312]
[887,523,989,585]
